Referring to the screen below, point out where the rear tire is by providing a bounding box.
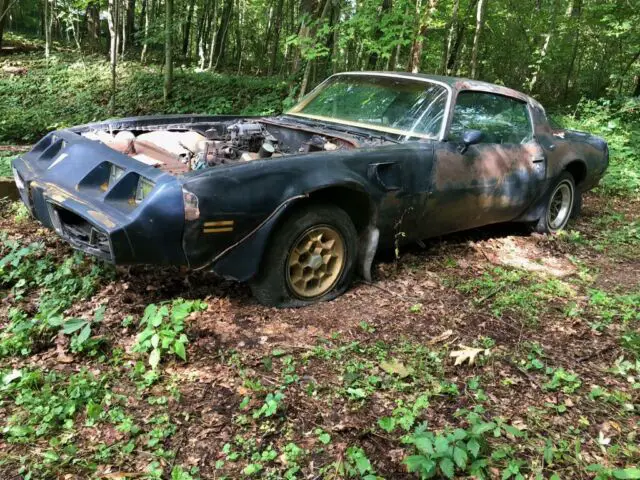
[535,172,576,234]
[250,205,358,308]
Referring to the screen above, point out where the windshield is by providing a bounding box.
[288,74,449,139]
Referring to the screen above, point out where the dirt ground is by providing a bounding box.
[1,192,638,479]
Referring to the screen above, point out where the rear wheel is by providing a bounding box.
[250,205,358,307]
[535,172,576,234]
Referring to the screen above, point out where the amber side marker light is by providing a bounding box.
[203,220,234,233]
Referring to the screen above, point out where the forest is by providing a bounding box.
[1,0,639,105]
[1,0,640,479]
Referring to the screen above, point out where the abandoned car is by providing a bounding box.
[12,72,609,307]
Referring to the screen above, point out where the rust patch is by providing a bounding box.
[87,209,117,229]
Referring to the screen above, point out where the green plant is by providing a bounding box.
[587,464,640,480]
[252,391,284,419]
[378,394,430,433]
[543,367,582,393]
[403,413,524,479]
[60,305,105,352]
[133,299,207,369]
[457,267,574,322]
[0,368,109,442]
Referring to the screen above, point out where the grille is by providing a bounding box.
[47,204,112,260]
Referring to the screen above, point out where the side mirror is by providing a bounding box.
[459,129,483,153]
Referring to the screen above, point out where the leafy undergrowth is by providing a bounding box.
[0,47,289,145]
[555,96,640,197]
[1,191,638,480]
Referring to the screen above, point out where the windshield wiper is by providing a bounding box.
[283,115,401,144]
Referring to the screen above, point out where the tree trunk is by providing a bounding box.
[140,0,150,62]
[268,0,284,75]
[447,0,477,74]
[0,0,10,50]
[212,0,233,69]
[126,0,135,47]
[207,0,218,69]
[529,1,557,94]
[528,32,551,92]
[291,0,314,74]
[562,0,582,101]
[107,0,119,114]
[407,0,438,73]
[470,0,486,79]
[297,0,331,99]
[164,0,174,101]
[368,0,392,70]
[85,2,100,50]
[44,0,52,58]
[183,0,196,57]
[442,0,459,74]
[138,0,146,33]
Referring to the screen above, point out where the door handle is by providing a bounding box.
[531,154,545,164]
[368,162,401,191]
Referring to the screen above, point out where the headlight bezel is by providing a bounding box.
[108,164,126,188]
[135,177,156,205]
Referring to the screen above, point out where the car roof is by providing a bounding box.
[336,71,544,111]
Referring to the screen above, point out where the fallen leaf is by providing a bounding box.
[429,329,453,344]
[449,346,489,366]
[380,358,413,378]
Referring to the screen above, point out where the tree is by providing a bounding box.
[164,0,174,101]
[407,0,438,73]
[470,0,486,79]
[0,0,14,50]
[44,0,52,58]
[108,0,119,114]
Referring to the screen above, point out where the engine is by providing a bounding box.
[82,119,351,175]
[195,120,280,169]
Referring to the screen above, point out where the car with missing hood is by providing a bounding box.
[12,72,609,307]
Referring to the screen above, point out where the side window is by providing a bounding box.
[449,91,533,144]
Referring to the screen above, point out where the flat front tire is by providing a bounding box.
[250,205,358,307]
[535,172,576,234]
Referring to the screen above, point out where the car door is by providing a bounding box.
[423,90,546,237]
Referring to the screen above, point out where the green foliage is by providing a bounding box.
[403,413,524,479]
[556,97,640,196]
[586,289,640,331]
[587,464,640,480]
[543,367,582,394]
[0,237,108,357]
[0,152,16,177]
[60,305,106,353]
[457,267,574,321]
[252,391,285,419]
[0,368,108,442]
[378,394,430,433]
[132,299,207,369]
[0,53,288,144]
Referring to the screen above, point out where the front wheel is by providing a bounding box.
[535,172,576,234]
[250,204,358,307]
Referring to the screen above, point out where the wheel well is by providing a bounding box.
[564,160,587,187]
[304,186,373,233]
[270,186,374,239]
[253,187,374,278]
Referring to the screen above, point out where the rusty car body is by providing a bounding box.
[12,72,609,306]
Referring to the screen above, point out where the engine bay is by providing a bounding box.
[81,119,358,175]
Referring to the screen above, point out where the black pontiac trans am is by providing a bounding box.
[12,72,609,307]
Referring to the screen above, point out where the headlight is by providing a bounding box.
[135,177,155,204]
[182,187,200,221]
[109,164,125,187]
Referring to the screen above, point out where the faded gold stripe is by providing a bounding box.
[204,220,234,227]
[203,227,234,233]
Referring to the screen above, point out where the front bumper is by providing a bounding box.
[12,130,188,266]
